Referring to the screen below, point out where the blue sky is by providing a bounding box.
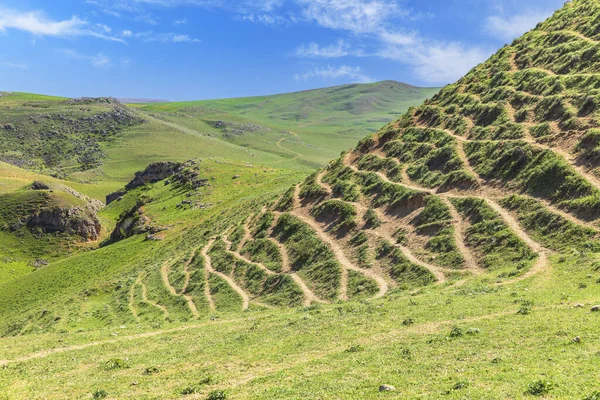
[0,0,565,100]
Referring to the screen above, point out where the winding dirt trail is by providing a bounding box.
[419,121,600,196]
[265,221,326,307]
[289,187,388,299]
[345,149,553,282]
[129,277,141,323]
[441,198,483,275]
[315,169,333,195]
[140,276,170,319]
[239,214,254,250]
[222,235,276,276]
[201,239,250,311]
[275,131,304,162]
[160,260,178,297]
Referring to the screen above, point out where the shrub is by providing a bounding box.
[103,358,129,371]
[363,208,381,228]
[93,390,108,399]
[583,391,600,400]
[143,366,160,375]
[525,380,555,396]
[207,390,227,400]
[449,326,463,338]
[345,344,364,353]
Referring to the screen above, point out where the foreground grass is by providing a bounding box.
[0,251,598,399]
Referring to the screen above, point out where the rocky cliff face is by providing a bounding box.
[27,206,101,240]
[125,162,183,191]
[106,162,184,204]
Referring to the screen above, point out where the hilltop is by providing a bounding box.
[1,1,600,398]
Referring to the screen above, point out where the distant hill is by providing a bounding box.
[138,81,440,168]
[118,98,169,104]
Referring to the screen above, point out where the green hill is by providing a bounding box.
[136,81,440,168]
[2,1,600,398]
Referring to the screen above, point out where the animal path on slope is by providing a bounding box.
[265,215,327,306]
[345,150,551,283]
[160,254,200,319]
[290,185,388,300]
[201,239,250,311]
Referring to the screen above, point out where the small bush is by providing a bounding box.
[207,390,227,400]
[363,208,381,228]
[402,317,415,326]
[345,344,364,353]
[517,305,531,315]
[103,358,129,371]
[525,380,554,396]
[180,377,212,395]
[449,326,463,338]
[93,389,108,399]
[401,348,412,360]
[466,327,481,335]
[453,380,469,390]
[143,366,160,375]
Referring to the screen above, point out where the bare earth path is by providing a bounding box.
[266,232,326,306]
[441,198,483,275]
[201,239,249,311]
[344,149,552,283]
[290,186,388,300]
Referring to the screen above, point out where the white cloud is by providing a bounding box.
[295,39,366,58]
[0,62,28,70]
[484,11,552,41]
[298,0,407,34]
[122,29,133,37]
[96,23,112,33]
[59,49,112,68]
[291,0,487,85]
[294,65,374,83]
[0,6,123,42]
[173,18,188,25]
[135,31,201,43]
[391,42,491,84]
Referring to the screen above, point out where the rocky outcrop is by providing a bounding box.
[106,191,126,205]
[31,181,50,190]
[106,162,183,205]
[109,202,169,243]
[27,207,101,240]
[125,162,183,191]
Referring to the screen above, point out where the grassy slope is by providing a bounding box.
[0,253,599,399]
[136,81,440,169]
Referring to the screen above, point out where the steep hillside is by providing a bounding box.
[136,81,440,168]
[230,0,600,296]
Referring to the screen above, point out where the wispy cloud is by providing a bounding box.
[173,18,188,25]
[0,62,28,70]
[291,0,487,85]
[134,31,201,43]
[0,6,124,42]
[294,65,374,83]
[294,39,365,58]
[484,11,552,41]
[298,0,407,34]
[58,49,112,68]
